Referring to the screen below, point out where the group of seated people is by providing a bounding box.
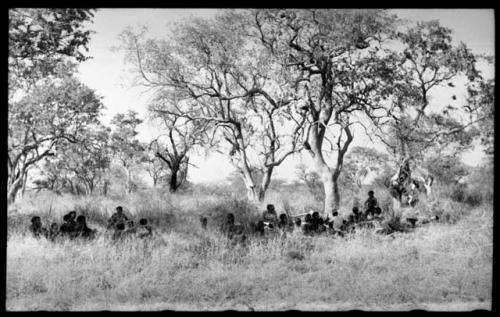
[28,206,153,241]
[209,190,389,242]
[29,210,97,241]
[106,206,153,240]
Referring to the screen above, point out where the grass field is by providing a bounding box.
[6,185,493,311]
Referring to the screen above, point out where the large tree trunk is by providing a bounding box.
[257,167,274,202]
[240,170,258,202]
[168,167,179,193]
[307,118,336,217]
[320,170,336,217]
[307,122,353,218]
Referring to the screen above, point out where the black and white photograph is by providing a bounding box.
[7,8,494,311]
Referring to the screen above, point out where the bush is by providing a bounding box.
[450,184,483,207]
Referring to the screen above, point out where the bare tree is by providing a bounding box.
[147,105,207,192]
[118,15,305,202]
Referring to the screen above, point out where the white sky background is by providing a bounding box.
[76,9,495,184]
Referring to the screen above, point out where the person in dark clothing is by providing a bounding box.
[311,211,321,232]
[29,216,48,238]
[302,213,315,235]
[107,206,129,230]
[295,217,302,228]
[74,215,96,239]
[352,206,363,223]
[254,220,266,236]
[137,218,153,238]
[364,190,378,218]
[112,222,126,240]
[59,214,76,238]
[221,213,236,238]
[200,217,208,230]
[262,204,278,227]
[277,213,293,232]
[317,217,327,233]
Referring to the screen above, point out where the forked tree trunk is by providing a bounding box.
[307,123,353,218]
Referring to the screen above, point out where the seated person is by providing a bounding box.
[221,213,236,237]
[112,222,126,240]
[29,216,48,238]
[277,213,292,231]
[302,214,314,235]
[317,217,327,233]
[311,211,321,231]
[137,218,153,238]
[254,220,266,236]
[262,204,278,226]
[230,223,247,246]
[122,220,137,238]
[200,216,208,230]
[352,206,363,223]
[48,222,60,241]
[74,215,96,239]
[59,214,76,238]
[107,206,129,230]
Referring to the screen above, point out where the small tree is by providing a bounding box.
[148,103,207,193]
[295,163,324,201]
[143,147,168,188]
[38,124,111,195]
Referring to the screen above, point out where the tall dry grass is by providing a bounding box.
[6,185,493,311]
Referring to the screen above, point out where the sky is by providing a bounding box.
[76,9,495,184]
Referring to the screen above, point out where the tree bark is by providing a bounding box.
[306,121,353,218]
[169,166,179,193]
[320,170,336,217]
[7,169,26,205]
[257,167,274,202]
[7,179,23,205]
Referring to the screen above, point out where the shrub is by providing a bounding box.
[450,184,483,207]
